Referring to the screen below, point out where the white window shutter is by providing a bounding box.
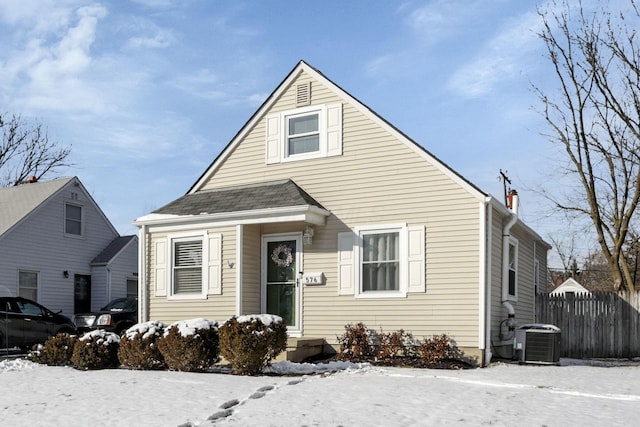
[337,231,355,295]
[265,113,281,164]
[326,103,343,157]
[407,226,425,293]
[154,240,167,297]
[208,233,222,295]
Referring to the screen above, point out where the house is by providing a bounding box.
[0,176,138,316]
[550,277,591,296]
[134,61,550,365]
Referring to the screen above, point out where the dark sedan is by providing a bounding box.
[74,297,138,334]
[0,297,76,350]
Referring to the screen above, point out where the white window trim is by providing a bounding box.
[167,231,208,300]
[64,202,84,238]
[507,236,519,301]
[354,224,407,299]
[281,105,327,162]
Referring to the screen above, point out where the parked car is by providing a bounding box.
[0,297,76,350]
[74,297,138,334]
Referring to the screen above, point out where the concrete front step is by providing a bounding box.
[276,337,325,362]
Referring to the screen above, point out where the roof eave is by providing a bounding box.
[133,205,330,231]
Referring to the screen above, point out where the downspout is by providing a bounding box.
[482,198,493,366]
[138,224,148,322]
[501,190,518,333]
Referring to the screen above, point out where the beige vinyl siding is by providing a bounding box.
[198,70,483,348]
[241,224,261,314]
[489,206,542,348]
[148,226,237,324]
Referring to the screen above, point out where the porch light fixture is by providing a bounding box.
[303,225,314,245]
[63,270,69,278]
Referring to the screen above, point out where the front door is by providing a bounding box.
[74,274,91,313]
[262,234,301,335]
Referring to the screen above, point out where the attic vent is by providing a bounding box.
[296,82,311,106]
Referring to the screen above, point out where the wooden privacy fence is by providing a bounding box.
[536,291,640,359]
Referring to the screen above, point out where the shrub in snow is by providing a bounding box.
[418,334,472,369]
[72,330,121,370]
[219,314,287,375]
[157,318,219,372]
[376,329,419,363]
[28,332,77,366]
[118,321,166,370]
[336,323,375,362]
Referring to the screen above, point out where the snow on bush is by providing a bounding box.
[219,314,287,375]
[28,332,78,366]
[157,318,219,372]
[72,330,121,370]
[118,320,166,370]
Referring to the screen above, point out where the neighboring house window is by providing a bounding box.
[65,203,83,235]
[265,103,343,164]
[362,231,400,292]
[508,238,518,298]
[126,278,138,298]
[172,238,203,295]
[18,270,38,301]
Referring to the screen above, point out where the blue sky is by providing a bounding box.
[0,0,629,267]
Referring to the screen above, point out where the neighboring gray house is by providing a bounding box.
[0,176,138,316]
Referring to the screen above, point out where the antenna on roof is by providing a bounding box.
[498,169,511,207]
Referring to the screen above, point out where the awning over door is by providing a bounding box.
[134,179,330,228]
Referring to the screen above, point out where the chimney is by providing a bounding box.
[507,189,519,215]
[27,176,38,183]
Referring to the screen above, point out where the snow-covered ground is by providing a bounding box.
[1,357,639,426]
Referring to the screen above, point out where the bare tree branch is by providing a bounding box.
[0,113,72,187]
[535,0,640,291]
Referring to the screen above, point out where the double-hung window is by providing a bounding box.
[338,224,425,298]
[508,238,518,299]
[65,203,83,236]
[19,270,39,301]
[362,231,400,292]
[287,111,320,156]
[265,103,342,164]
[173,239,203,295]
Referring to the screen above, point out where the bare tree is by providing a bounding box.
[0,113,71,187]
[535,0,640,291]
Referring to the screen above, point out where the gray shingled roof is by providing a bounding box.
[153,179,325,216]
[0,177,75,237]
[91,235,137,265]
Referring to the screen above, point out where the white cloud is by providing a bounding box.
[122,17,176,50]
[0,2,109,112]
[447,9,542,98]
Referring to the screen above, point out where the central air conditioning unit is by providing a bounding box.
[513,324,561,365]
